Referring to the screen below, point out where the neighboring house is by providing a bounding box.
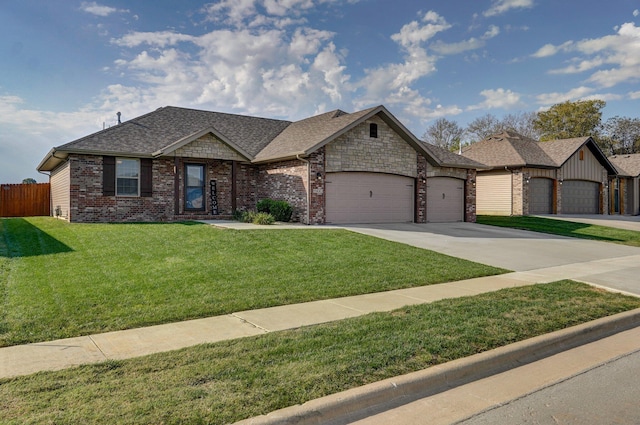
[37,105,483,224]
[608,154,640,215]
[461,131,617,216]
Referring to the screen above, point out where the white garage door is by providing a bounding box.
[562,180,600,214]
[426,177,464,223]
[325,172,414,224]
[476,173,512,215]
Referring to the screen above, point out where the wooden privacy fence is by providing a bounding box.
[0,183,51,217]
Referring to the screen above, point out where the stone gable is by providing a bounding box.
[325,116,417,177]
[174,134,247,162]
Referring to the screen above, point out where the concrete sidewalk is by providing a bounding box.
[0,273,534,379]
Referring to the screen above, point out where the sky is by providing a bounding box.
[2,0,640,183]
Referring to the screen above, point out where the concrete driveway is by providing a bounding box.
[343,222,640,296]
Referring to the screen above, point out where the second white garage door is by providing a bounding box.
[325,172,414,224]
[426,177,464,223]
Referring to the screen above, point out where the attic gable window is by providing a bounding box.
[369,123,378,138]
[116,158,140,196]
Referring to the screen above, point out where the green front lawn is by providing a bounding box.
[0,218,507,346]
[477,215,640,247]
[1,281,639,425]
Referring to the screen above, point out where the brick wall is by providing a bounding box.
[512,172,524,216]
[69,155,175,222]
[258,159,309,223]
[308,149,326,225]
[66,154,248,222]
[416,155,427,223]
[465,169,477,223]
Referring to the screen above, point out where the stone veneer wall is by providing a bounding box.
[174,134,247,162]
[69,154,175,222]
[325,116,417,177]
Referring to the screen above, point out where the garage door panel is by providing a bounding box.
[562,180,599,214]
[426,177,464,223]
[529,178,553,214]
[326,172,414,224]
[476,173,511,215]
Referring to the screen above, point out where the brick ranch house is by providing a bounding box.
[462,131,618,216]
[37,105,483,224]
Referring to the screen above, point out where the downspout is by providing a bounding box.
[296,154,310,225]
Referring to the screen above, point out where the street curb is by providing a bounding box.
[235,307,640,425]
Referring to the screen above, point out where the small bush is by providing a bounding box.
[270,201,293,222]
[252,212,275,225]
[256,199,273,214]
[256,198,293,222]
[232,210,245,221]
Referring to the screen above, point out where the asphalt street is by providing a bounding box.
[458,350,640,425]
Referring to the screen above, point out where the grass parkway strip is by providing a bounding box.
[1,281,639,424]
[0,217,506,346]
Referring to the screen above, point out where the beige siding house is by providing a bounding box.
[462,131,617,216]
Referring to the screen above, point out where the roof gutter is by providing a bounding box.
[296,154,311,225]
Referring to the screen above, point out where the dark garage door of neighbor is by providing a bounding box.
[562,180,600,214]
[529,178,553,214]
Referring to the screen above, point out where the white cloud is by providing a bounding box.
[633,9,639,17]
[431,25,500,55]
[467,88,522,111]
[80,2,128,17]
[112,31,196,48]
[534,22,640,88]
[629,90,640,100]
[483,0,534,17]
[535,86,595,105]
[357,11,449,105]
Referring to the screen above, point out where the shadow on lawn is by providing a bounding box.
[0,218,73,258]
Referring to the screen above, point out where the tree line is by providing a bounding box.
[423,99,640,156]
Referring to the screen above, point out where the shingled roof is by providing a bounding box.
[419,142,486,169]
[38,104,481,172]
[462,131,616,174]
[461,131,556,168]
[38,106,292,171]
[609,154,640,177]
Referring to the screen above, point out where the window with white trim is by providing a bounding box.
[116,158,140,196]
